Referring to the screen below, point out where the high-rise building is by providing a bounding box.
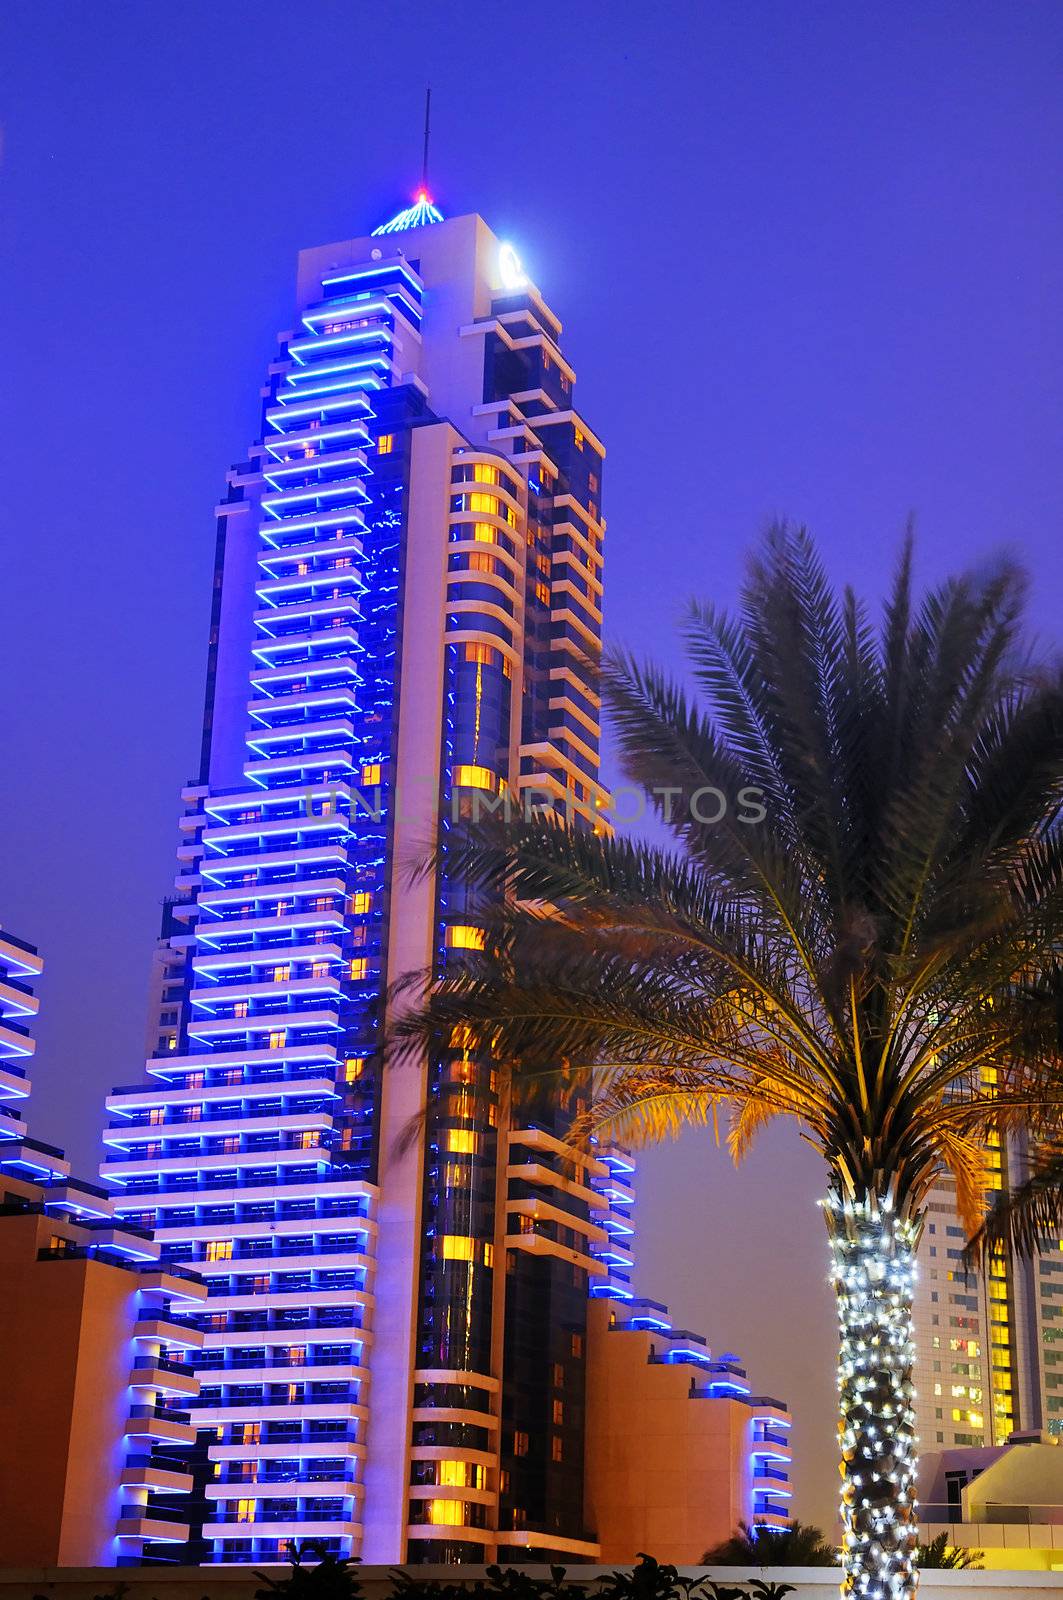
[97,193,792,1571]
[913,1132,1063,1455]
[99,196,614,1568]
[0,928,205,1565]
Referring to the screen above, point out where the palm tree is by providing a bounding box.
[392,527,1063,1600]
[702,1518,837,1566]
[915,1532,983,1569]
[968,1135,1063,1259]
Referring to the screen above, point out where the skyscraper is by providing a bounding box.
[100,197,616,1567]
[98,193,794,1571]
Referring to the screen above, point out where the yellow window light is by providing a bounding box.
[350,890,372,914]
[447,925,485,950]
[349,958,368,980]
[344,1057,366,1082]
[441,1235,475,1262]
[473,464,500,485]
[452,764,498,792]
[448,1129,476,1154]
[361,763,381,786]
[377,434,394,454]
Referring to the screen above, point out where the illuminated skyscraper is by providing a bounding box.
[100,196,615,1567]
[98,194,792,1570]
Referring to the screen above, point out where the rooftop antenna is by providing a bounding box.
[420,85,431,198]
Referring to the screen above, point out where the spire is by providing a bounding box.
[371,85,445,237]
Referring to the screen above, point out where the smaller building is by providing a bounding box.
[0,929,205,1566]
[584,1293,793,1562]
[918,1431,1063,1570]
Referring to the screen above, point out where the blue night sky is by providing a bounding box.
[2,0,1061,1531]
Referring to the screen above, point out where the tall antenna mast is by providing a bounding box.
[420,86,431,195]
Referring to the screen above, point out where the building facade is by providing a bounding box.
[97,196,793,1571]
[0,928,205,1565]
[99,199,615,1568]
[913,1137,1062,1454]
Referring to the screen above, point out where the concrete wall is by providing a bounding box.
[0,1211,134,1565]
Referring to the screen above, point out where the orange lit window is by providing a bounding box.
[241,1423,261,1444]
[446,925,485,951]
[470,551,496,575]
[473,523,495,544]
[350,890,372,914]
[378,434,394,454]
[268,1030,287,1050]
[469,492,499,515]
[451,764,498,792]
[344,1057,366,1082]
[552,1399,564,1425]
[441,1235,475,1262]
[236,1498,256,1523]
[272,966,291,982]
[513,1431,529,1457]
[574,428,585,451]
[149,1108,165,1125]
[464,642,498,667]
[312,960,329,978]
[483,1242,494,1268]
[288,1346,306,1365]
[233,1001,249,1019]
[361,763,381,786]
[349,958,368,980]
[447,1129,476,1154]
[427,1499,465,1526]
[205,1240,233,1262]
[535,581,550,606]
[473,463,500,485]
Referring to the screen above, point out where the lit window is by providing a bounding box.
[361,763,381,786]
[552,1399,564,1425]
[350,890,372,914]
[234,1001,249,1019]
[427,1499,465,1526]
[206,1240,233,1262]
[473,464,500,485]
[447,925,485,951]
[535,581,550,606]
[483,1242,494,1268]
[464,642,498,667]
[268,1030,287,1050]
[574,428,585,451]
[468,493,499,515]
[439,1459,468,1487]
[447,1129,476,1155]
[344,1057,365,1082]
[551,1435,563,1462]
[441,1235,475,1262]
[470,551,496,575]
[312,960,330,978]
[452,764,498,792]
[272,966,291,983]
[473,523,496,544]
[513,1431,529,1457]
[349,958,368,980]
[378,434,394,454]
[149,1108,165,1125]
[288,1346,306,1365]
[236,1498,256,1523]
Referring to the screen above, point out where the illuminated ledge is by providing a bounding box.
[405,1523,493,1546]
[504,1232,607,1276]
[496,1531,602,1559]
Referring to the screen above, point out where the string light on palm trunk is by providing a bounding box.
[825,1191,922,1600]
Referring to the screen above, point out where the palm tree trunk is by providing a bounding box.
[825,1191,921,1599]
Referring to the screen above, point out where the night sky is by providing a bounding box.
[2,0,1062,1534]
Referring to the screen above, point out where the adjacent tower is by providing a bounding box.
[101,200,613,1567]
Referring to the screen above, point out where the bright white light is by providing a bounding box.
[499,242,526,291]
